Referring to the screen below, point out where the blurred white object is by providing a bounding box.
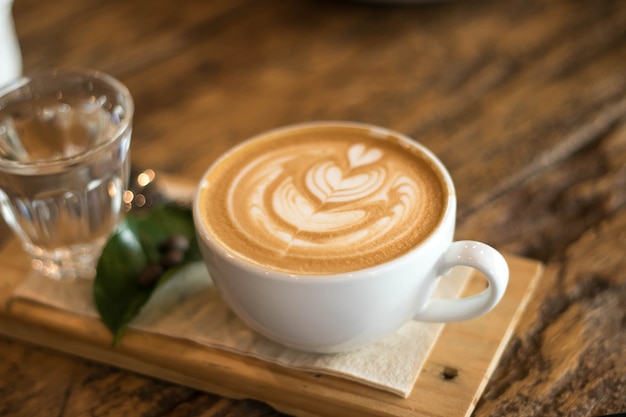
[0,0,22,87]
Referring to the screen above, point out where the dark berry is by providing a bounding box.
[160,248,186,268]
[158,234,190,253]
[137,263,164,288]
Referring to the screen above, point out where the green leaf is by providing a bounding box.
[93,204,201,344]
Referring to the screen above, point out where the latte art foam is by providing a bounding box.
[199,126,448,274]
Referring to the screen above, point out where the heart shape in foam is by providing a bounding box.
[307,161,385,203]
[348,144,382,168]
[324,167,371,194]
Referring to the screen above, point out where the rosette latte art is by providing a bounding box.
[199,127,447,274]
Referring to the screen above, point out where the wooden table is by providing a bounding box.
[2,0,625,415]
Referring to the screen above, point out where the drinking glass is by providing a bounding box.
[0,68,134,279]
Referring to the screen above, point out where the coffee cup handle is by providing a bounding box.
[413,241,509,322]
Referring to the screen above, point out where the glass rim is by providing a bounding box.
[0,67,134,173]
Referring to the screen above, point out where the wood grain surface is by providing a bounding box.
[2,0,625,416]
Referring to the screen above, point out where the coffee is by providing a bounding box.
[197,124,448,274]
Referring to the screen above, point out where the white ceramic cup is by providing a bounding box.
[193,121,509,353]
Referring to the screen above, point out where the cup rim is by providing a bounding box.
[0,67,134,173]
[193,120,457,281]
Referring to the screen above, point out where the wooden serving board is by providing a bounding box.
[0,241,542,417]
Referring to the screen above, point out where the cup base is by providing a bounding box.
[24,242,102,280]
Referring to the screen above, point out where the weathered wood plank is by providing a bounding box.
[474,207,626,417]
[12,0,251,76]
[458,116,626,260]
[460,109,626,417]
